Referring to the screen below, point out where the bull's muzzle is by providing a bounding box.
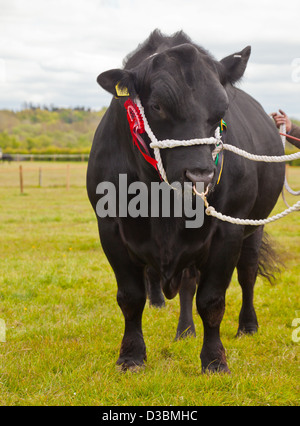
[185,169,215,191]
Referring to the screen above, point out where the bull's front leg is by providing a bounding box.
[98,220,147,371]
[116,268,147,371]
[196,225,244,373]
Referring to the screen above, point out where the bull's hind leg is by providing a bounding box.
[175,266,199,340]
[98,221,147,371]
[145,266,165,308]
[236,227,263,335]
[145,265,198,340]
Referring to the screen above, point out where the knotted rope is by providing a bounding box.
[135,96,300,225]
[280,123,300,207]
[136,97,223,183]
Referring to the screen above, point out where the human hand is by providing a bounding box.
[271,110,292,133]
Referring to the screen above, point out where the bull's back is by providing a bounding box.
[221,86,285,220]
[228,87,284,155]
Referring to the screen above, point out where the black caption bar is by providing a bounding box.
[100,408,198,423]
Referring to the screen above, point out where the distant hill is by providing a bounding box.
[0,107,299,161]
[0,106,106,155]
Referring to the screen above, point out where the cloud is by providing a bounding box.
[0,0,299,117]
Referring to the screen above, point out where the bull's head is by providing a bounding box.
[98,43,251,190]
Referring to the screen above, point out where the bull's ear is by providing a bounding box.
[97,69,135,97]
[220,46,251,84]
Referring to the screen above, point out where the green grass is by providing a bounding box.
[0,164,299,406]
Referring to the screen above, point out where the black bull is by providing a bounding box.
[87,31,285,373]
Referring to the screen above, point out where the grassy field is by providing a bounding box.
[0,163,299,406]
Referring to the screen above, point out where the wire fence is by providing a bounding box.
[0,153,89,162]
[0,162,88,190]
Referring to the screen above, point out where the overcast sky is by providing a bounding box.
[1,0,300,117]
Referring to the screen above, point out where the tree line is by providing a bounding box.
[0,106,299,164]
[0,106,106,155]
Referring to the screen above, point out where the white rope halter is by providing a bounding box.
[135,96,222,183]
[134,97,300,225]
[280,123,300,203]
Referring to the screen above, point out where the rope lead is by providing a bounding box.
[135,96,300,226]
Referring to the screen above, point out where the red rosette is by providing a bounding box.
[124,99,158,173]
[124,99,145,134]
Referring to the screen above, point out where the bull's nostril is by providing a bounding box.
[185,170,214,187]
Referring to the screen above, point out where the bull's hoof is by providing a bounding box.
[201,361,231,375]
[200,344,230,374]
[149,297,165,309]
[175,325,196,341]
[236,324,258,337]
[116,358,146,373]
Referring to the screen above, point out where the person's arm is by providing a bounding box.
[271,109,292,132]
[271,110,300,148]
[288,123,300,148]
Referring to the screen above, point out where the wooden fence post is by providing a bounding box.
[39,167,42,187]
[19,165,23,194]
[66,164,70,190]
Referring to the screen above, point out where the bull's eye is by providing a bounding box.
[151,104,161,112]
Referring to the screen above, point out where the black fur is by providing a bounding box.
[88,30,285,373]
